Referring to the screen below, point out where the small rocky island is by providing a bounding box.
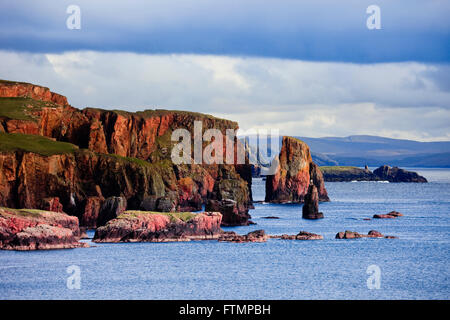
[320,165,427,182]
[0,207,87,250]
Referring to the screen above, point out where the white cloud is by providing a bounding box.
[0,50,449,141]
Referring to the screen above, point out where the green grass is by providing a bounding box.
[0,207,47,218]
[319,166,362,172]
[0,97,59,121]
[83,107,232,123]
[104,153,153,167]
[0,133,78,156]
[119,210,197,222]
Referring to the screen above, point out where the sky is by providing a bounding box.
[0,0,449,141]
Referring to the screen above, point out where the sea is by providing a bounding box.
[1,168,449,300]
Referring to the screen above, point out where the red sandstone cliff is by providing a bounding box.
[0,80,253,227]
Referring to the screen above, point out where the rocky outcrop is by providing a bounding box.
[97,197,127,227]
[0,80,69,107]
[302,182,324,219]
[373,165,427,183]
[218,230,267,243]
[335,230,397,239]
[93,211,223,242]
[320,166,378,182]
[321,165,427,182]
[272,231,323,240]
[373,211,403,219]
[0,80,254,225]
[265,136,329,203]
[0,207,87,250]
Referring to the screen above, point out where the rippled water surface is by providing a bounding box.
[1,168,449,299]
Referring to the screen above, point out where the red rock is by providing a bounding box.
[93,211,223,243]
[0,81,254,221]
[39,197,63,213]
[206,199,251,226]
[0,207,86,250]
[265,136,329,203]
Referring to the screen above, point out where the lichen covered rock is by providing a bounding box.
[0,207,87,250]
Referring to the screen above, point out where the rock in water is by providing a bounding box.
[302,183,324,219]
[0,207,87,250]
[373,165,427,183]
[93,211,223,243]
[335,230,397,239]
[218,230,268,242]
[265,136,329,203]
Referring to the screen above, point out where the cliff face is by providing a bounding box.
[265,136,329,203]
[0,207,86,250]
[0,81,253,227]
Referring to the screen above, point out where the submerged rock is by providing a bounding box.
[273,231,323,240]
[373,211,404,219]
[218,230,268,243]
[0,207,87,250]
[335,230,397,239]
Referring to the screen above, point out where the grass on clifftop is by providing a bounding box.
[0,207,49,218]
[120,210,197,222]
[0,133,78,156]
[0,97,58,121]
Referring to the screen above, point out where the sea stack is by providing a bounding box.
[302,180,324,219]
[265,136,329,203]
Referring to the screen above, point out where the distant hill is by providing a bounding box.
[299,135,450,167]
[241,135,450,168]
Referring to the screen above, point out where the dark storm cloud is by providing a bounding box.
[0,0,449,62]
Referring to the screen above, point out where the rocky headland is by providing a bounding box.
[320,165,427,182]
[0,80,253,228]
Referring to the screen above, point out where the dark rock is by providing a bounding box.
[205,199,251,226]
[335,230,397,239]
[302,182,324,219]
[373,211,403,219]
[373,165,427,183]
[97,196,127,227]
[275,231,323,240]
[218,229,267,242]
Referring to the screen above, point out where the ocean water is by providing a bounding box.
[1,168,449,300]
